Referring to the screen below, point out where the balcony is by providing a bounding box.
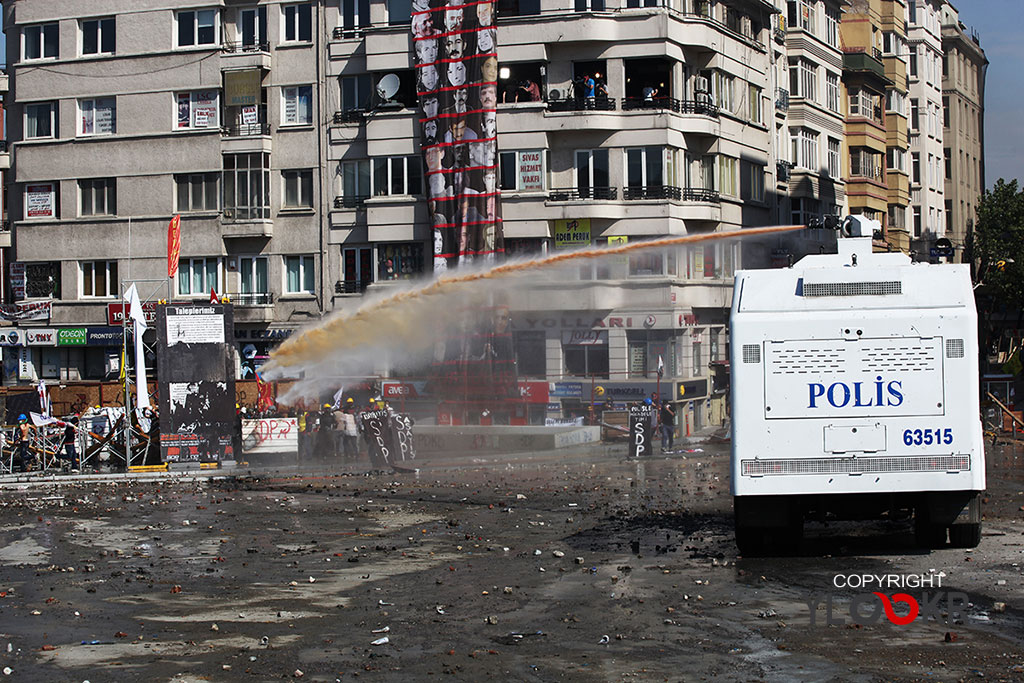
[222,122,270,137]
[334,109,366,124]
[623,185,682,201]
[221,216,273,238]
[0,221,10,249]
[332,26,366,41]
[0,140,8,170]
[774,27,786,44]
[680,187,720,203]
[220,42,271,70]
[335,279,371,295]
[621,97,719,118]
[843,50,889,83]
[334,195,369,209]
[546,96,616,112]
[775,88,789,112]
[233,292,275,322]
[548,187,617,201]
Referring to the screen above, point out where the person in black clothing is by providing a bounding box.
[61,416,80,471]
[659,400,676,452]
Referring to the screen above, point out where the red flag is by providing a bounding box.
[255,371,275,411]
[210,287,219,304]
[167,214,182,278]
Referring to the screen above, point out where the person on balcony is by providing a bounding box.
[643,84,658,102]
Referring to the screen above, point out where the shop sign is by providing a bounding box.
[518,381,549,403]
[382,381,429,399]
[592,381,661,401]
[235,328,294,340]
[561,330,607,345]
[108,302,157,326]
[517,151,543,191]
[553,218,591,248]
[58,328,88,346]
[549,381,583,398]
[0,301,51,322]
[0,330,23,346]
[24,328,57,346]
[676,378,708,401]
[87,326,125,346]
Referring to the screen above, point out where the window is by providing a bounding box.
[824,7,839,47]
[81,17,115,55]
[787,0,815,33]
[789,59,816,101]
[177,9,219,47]
[629,251,676,277]
[886,89,905,115]
[627,331,675,378]
[341,75,372,112]
[239,6,268,48]
[223,153,271,220]
[78,98,116,136]
[81,261,118,298]
[575,0,606,10]
[791,197,820,226]
[495,0,541,17]
[912,152,920,184]
[23,23,58,61]
[343,247,373,291]
[285,255,315,294]
[825,72,839,112]
[913,207,921,238]
[563,333,609,378]
[371,156,423,196]
[740,160,765,202]
[175,173,220,212]
[378,243,425,280]
[239,257,270,299]
[826,138,840,178]
[514,332,546,378]
[887,147,906,173]
[576,149,610,195]
[717,156,737,196]
[849,149,880,179]
[942,96,949,128]
[909,48,918,77]
[388,0,412,25]
[79,178,116,216]
[748,84,761,123]
[713,71,734,112]
[25,102,57,139]
[340,160,371,204]
[789,127,818,171]
[25,182,58,220]
[282,3,313,42]
[849,89,876,120]
[340,0,371,31]
[282,85,313,125]
[176,90,219,130]
[178,257,222,296]
[625,147,664,188]
[499,151,544,191]
[283,169,314,208]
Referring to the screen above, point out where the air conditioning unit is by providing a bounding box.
[694,76,710,93]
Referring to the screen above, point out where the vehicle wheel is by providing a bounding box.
[949,523,981,548]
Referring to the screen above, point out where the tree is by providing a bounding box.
[971,179,1024,301]
[970,179,1024,375]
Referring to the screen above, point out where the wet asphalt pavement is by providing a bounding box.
[0,442,1021,682]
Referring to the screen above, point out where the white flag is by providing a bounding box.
[123,283,148,330]
[657,355,665,379]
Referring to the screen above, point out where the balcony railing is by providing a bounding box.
[334,195,369,209]
[774,26,786,43]
[334,109,366,124]
[546,96,616,112]
[775,87,790,112]
[222,41,270,53]
[332,26,367,40]
[680,187,720,203]
[678,99,719,117]
[233,292,274,306]
[548,187,617,201]
[222,122,270,137]
[336,279,371,294]
[623,185,682,200]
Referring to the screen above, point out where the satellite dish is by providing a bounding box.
[376,74,401,101]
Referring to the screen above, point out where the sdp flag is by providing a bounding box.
[167,214,182,278]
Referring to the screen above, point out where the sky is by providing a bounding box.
[0,3,1018,188]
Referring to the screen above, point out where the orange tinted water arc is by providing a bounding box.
[265,224,804,372]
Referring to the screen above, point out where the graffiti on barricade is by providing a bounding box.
[242,418,298,454]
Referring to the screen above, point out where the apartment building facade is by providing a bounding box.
[940,0,985,262]
[906,0,945,255]
[2,0,327,385]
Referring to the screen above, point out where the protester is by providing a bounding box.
[14,414,35,472]
[659,399,675,452]
[642,84,658,101]
[342,400,359,460]
[317,403,335,460]
[61,416,80,471]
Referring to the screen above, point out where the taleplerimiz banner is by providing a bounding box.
[412,0,503,271]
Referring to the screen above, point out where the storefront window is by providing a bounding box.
[378,243,424,280]
[563,331,609,378]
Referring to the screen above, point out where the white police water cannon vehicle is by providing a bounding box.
[730,215,984,554]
